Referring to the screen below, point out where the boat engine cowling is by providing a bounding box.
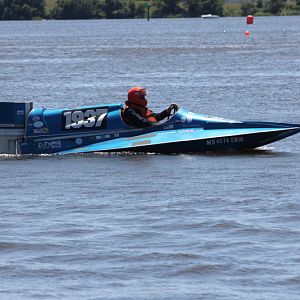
[0,102,33,154]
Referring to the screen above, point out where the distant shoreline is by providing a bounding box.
[1,15,300,22]
[1,0,299,21]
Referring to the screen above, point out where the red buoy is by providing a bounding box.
[246,15,254,25]
[245,30,251,36]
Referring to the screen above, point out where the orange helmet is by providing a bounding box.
[127,86,148,106]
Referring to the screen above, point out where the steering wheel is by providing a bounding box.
[167,106,179,120]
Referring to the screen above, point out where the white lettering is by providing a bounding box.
[38,141,62,149]
[206,136,244,146]
[64,108,108,130]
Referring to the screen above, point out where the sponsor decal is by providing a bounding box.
[76,138,83,145]
[38,141,62,150]
[32,116,40,121]
[17,110,25,116]
[33,121,44,128]
[181,115,193,123]
[0,123,15,128]
[158,129,201,136]
[97,132,120,140]
[33,128,49,134]
[201,115,241,123]
[128,134,156,141]
[63,107,108,131]
[132,140,151,146]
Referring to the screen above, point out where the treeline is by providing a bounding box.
[49,0,224,19]
[239,0,300,16]
[0,0,45,20]
[49,0,300,19]
[0,0,300,20]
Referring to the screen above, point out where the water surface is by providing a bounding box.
[0,17,300,300]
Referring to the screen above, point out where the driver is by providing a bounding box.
[122,86,178,128]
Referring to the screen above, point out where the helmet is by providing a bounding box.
[127,86,148,106]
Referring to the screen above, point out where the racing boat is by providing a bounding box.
[0,102,299,155]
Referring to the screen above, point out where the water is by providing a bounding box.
[0,17,300,299]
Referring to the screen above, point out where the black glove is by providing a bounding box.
[167,103,179,114]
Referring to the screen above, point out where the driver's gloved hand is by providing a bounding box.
[167,103,179,114]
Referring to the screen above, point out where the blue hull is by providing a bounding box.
[16,104,299,155]
[125,129,300,153]
[60,126,300,155]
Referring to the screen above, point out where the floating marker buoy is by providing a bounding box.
[246,15,254,25]
[245,30,251,36]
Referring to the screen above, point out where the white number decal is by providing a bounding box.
[64,111,72,130]
[72,110,84,129]
[84,110,96,128]
[63,108,108,130]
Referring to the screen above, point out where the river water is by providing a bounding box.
[0,17,300,299]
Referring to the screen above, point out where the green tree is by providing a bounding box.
[0,0,45,20]
[122,0,145,18]
[100,0,123,18]
[240,0,257,15]
[185,0,202,17]
[256,0,263,8]
[161,0,180,15]
[51,0,95,19]
[151,0,181,17]
[201,0,224,15]
[50,0,147,19]
[0,0,4,18]
[2,3,21,19]
[21,3,33,19]
[264,0,284,14]
[30,0,45,11]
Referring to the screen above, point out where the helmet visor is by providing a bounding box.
[138,88,147,99]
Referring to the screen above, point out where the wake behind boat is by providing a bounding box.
[0,102,299,155]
